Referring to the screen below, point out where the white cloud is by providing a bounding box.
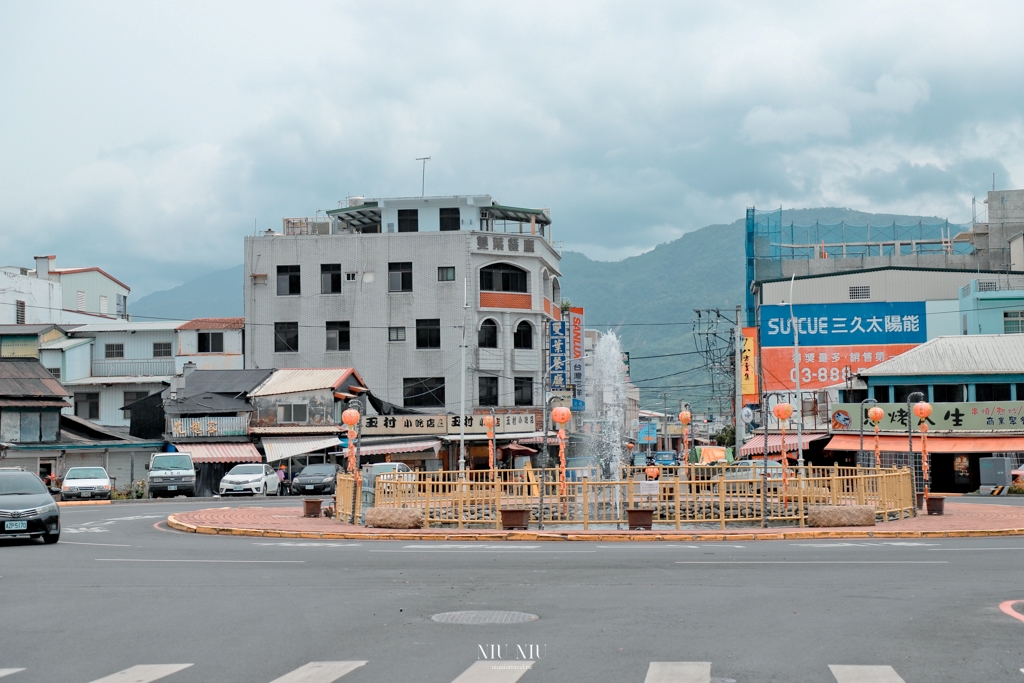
[0,1,1023,292]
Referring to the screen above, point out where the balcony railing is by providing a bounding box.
[92,358,175,377]
[167,415,250,439]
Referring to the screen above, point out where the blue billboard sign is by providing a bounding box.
[548,321,568,390]
[760,301,927,347]
[638,423,658,444]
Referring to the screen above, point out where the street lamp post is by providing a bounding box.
[483,413,496,480]
[341,404,361,522]
[907,391,925,504]
[867,405,885,468]
[858,398,878,467]
[773,402,794,515]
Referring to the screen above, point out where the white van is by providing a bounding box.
[146,452,196,498]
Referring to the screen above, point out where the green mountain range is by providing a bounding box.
[131,208,956,410]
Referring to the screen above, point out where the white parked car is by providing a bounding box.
[61,467,113,500]
[218,464,280,497]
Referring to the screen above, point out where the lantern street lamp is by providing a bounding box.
[772,402,794,498]
[914,401,933,501]
[867,406,885,469]
[906,391,925,503]
[552,406,571,502]
[341,405,362,521]
[678,409,692,463]
[858,397,878,467]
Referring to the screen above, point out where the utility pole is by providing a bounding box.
[458,277,468,474]
[416,156,431,197]
[734,305,745,450]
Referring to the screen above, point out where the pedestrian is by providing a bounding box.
[277,464,287,496]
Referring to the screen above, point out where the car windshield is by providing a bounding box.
[65,468,107,480]
[0,473,49,495]
[228,465,264,475]
[151,455,193,471]
[300,465,335,476]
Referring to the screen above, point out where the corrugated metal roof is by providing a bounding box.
[173,442,261,463]
[860,335,1024,376]
[176,318,245,331]
[262,436,342,462]
[39,337,93,351]
[69,321,186,333]
[181,369,274,397]
[0,358,71,398]
[0,324,64,336]
[63,376,171,386]
[740,433,829,456]
[250,368,364,397]
[249,425,343,435]
[357,439,441,457]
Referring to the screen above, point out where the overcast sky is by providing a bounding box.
[2,1,1022,296]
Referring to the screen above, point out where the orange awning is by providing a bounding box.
[825,434,1024,454]
[173,442,262,463]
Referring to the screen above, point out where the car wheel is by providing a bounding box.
[43,531,60,544]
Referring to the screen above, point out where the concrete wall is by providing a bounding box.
[0,408,60,443]
[55,270,129,317]
[244,228,561,412]
[0,268,64,325]
[250,388,338,426]
[68,382,166,427]
[762,269,985,305]
[959,284,1024,335]
[175,329,244,372]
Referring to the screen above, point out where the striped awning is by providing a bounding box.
[739,433,829,457]
[173,442,261,464]
[356,439,442,457]
[261,436,342,462]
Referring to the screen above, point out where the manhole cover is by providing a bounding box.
[431,610,539,624]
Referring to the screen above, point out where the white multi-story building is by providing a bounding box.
[244,195,563,416]
[0,255,130,325]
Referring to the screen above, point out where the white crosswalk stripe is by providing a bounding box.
[644,662,711,683]
[450,660,535,682]
[829,664,906,683]
[267,661,368,683]
[87,664,193,683]
[0,670,25,679]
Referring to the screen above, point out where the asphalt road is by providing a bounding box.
[2,499,1024,683]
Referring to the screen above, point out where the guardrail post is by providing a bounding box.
[674,474,681,530]
[831,463,839,506]
[718,474,726,530]
[582,476,589,530]
[424,475,432,529]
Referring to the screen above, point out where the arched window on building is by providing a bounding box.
[513,321,533,349]
[478,319,498,348]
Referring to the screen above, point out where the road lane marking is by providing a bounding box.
[268,661,367,682]
[369,550,595,553]
[644,661,711,682]
[88,664,193,683]
[61,541,133,547]
[829,664,905,683]
[451,660,534,682]
[94,558,305,564]
[676,561,948,565]
[403,545,541,549]
[65,528,110,534]
[253,542,362,547]
[791,542,938,547]
[597,545,700,548]
[0,670,25,679]
[999,600,1024,624]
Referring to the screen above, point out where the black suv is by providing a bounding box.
[0,470,60,544]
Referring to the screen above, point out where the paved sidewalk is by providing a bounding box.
[167,501,1024,541]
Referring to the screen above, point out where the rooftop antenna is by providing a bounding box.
[416,156,431,197]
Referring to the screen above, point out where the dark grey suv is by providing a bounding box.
[0,471,60,544]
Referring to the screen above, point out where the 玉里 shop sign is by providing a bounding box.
[760,302,927,347]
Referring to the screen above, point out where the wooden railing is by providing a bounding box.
[372,465,915,530]
[335,473,361,524]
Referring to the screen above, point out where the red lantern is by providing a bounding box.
[551,406,571,425]
[341,408,360,427]
[482,415,495,429]
[626,442,635,451]
[645,465,660,480]
[678,410,691,426]
[773,403,793,421]
[913,401,933,420]
[867,406,884,423]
